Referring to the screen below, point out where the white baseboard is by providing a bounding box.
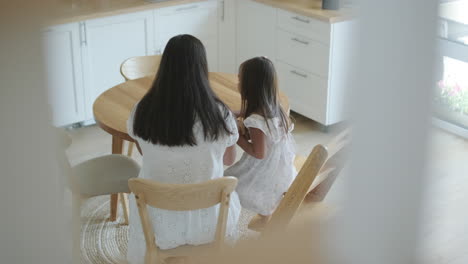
[432,117,468,139]
[81,119,96,127]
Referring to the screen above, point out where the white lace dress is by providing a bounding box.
[126,105,241,264]
[224,114,297,216]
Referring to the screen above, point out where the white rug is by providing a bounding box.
[80,196,257,264]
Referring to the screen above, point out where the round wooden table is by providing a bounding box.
[93,72,289,221]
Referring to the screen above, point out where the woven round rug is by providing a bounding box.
[81,196,257,264]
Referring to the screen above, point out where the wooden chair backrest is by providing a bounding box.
[306,128,350,202]
[263,145,328,234]
[120,55,162,81]
[128,177,238,257]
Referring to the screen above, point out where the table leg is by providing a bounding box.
[110,135,124,221]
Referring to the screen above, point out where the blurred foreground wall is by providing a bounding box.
[0,1,70,263]
[338,0,438,263]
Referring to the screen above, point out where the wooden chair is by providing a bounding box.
[304,128,350,203]
[120,55,162,81]
[128,177,238,264]
[248,145,328,234]
[248,128,350,233]
[120,55,162,157]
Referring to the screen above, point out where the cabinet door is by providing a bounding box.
[154,0,219,71]
[42,23,85,127]
[82,11,155,121]
[218,0,237,73]
[236,0,276,68]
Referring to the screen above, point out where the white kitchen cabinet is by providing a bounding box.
[218,0,237,73]
[42,0,354,128]
[155,0,219,71]
[82,10,155,122]
[42,23,85,127]
[236,0,277,67]
[275,12,355,126]
[234,2,355,126]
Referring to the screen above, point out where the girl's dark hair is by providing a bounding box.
[239,57,290,134]
[133,34,231,146]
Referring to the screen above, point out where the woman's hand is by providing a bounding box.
[223,145,237,166]
[237,118,247,136]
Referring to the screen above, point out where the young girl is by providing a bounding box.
[225,57,297,223]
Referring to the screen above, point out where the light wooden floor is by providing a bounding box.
[419,130,468,264]
[66,115,468,264]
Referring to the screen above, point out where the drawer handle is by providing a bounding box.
[291,38,309,45]
[176,5,198,12]
[290,70,308,78]
[292,16,310,24]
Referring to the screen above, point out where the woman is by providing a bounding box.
[126,35,240,263]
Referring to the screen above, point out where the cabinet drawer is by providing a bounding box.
[277,29,329,78]
[277,62,328,124]
[155,0,218,38]
[277,9,330,45]
[156,0,217,16]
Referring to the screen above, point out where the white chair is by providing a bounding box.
[56,129,140,264]
[58,129,140,224]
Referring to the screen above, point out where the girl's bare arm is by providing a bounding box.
[237,128,266,159]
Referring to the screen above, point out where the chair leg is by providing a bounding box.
[120,193,130,225]
[127,142,134,157]
[110,194,119,221]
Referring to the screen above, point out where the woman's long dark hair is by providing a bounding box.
[133,35,231,146]
[239,57,290,134]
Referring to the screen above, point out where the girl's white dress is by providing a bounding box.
[126,104,241,264]
[224,114,297,216]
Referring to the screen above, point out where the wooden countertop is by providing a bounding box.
[47,0,354,26]
[253,0,354,23]
[47,0,210,26]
